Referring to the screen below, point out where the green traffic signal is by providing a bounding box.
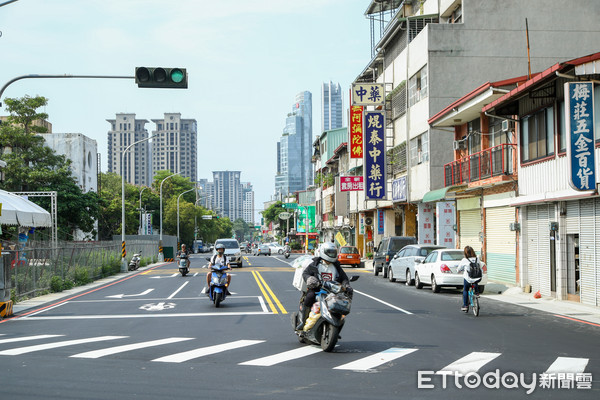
[135,67,188,89]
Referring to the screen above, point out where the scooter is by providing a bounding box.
[284,249,291,259]
[208,264,229,307]
[292,276,359,352]
[128,252,141,271]
[178,254,189,276]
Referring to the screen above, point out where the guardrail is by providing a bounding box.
[444,143,516,186]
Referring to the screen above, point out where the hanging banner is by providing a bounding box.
[340,176,364,191]
[364,110,386,200]
[418,203,435,245]
[377,209,385,235]
[392,176,407,202]
[359,212,365,235]
[436,201,456,248]
[565,82,596,191]
[352,83,385,106]
[349,105,364,158]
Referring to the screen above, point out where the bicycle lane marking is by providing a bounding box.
[0,263,168,324]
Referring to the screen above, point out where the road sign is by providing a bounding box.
[283,203,298,209]
[201,215,212,220]
[279,212,292,220]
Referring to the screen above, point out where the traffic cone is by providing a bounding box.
[534,290,541,299]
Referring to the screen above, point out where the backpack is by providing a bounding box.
[211,253,228,265]
[468,257,482,279]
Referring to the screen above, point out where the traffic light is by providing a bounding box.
[135,67,188,89]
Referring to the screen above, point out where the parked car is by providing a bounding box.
[337,246,363,267]
[389,245,446,284]
[254,243,271,256]
[414,249,487,293]
[213,238,243,267]
[268,242,284,254]
[373,236,417,278]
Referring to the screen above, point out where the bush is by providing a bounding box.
[50,276,63,293]
[290,242,302,251]
[366,252,373,259]
[73,267,91,286]
[63,279,74,290]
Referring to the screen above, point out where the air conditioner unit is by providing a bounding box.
[502,120,513,132]
[453,140,466,151]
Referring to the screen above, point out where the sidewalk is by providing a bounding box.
[359,258,600,327]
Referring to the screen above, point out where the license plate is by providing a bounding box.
[347,255,353,259]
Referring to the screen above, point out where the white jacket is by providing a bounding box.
[457,256,484,284]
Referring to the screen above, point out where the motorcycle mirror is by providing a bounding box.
[349,275,359,282]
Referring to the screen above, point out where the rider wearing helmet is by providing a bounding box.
[296,242,353,330]
[207,243,231,292]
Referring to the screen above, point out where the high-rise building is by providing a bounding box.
[106,113,150,186]
[242,182,254,225]
[321,81,343,132]
[151,113,197,182]
[212,171,242,222]
[275,91,313,196]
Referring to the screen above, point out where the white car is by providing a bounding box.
[268,243,285,254]
[414,249,488,293]
[388,245,445,285]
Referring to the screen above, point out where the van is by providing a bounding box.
[373,236,417,278]
[213,238,243,267]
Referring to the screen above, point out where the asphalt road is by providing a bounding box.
[0,253,598,399]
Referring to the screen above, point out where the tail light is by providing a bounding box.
[386,255,390,262]
[440,264,452,273]
[482,264,487,273]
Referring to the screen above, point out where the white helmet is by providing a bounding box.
[319,242,338,263]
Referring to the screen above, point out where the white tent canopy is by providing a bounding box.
[0,189,52,227]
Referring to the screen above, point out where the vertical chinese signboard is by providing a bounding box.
[364,110,386,200]
[349,105,364,158]
[377,209,385,235]
[565,82,596,191]
[418,203,435,244]
[436,202,456,248]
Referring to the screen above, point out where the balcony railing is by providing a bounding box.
[444,143,516,187]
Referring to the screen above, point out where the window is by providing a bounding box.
[441,251,464,261]
[468,120,481,153]
[410,132,429,165]
[408,66,428,107]
[489,118,508,147]
[520,106,555,162]
[558,100,567,153]
[424,252,437,263]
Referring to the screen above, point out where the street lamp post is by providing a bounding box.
[177,187,195,249]
[158,172,181,261]
[138,186,148,235]
[121,135,157,272]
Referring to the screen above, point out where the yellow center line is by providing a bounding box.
[251,271,278,314]
[254,271,287,314]
[243,256,252,265]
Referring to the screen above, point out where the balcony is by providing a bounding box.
[444,143,516,187]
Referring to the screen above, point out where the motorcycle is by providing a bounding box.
[292,276,359,352]
[284,248,291,259]
[208,263,229,307]
[128,252,141,271]
[178,254,189,276]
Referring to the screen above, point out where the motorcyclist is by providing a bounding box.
[207,243,231,293]
[176,244,191,269]
[296,242,353,330]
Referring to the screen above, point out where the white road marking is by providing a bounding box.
[70,337,194,359]
[0,336,127,355]
[167,282,189,299]
[354,290,413,314]
[193,272,199,277]
[334,348,418,371]
[239,346,322,366]
[19,311,272,320]
[170,273,178,277]
[436,352,501,375]
[545,357,589,374]
[0,334,64,344]
[152,339,265,363]
[23,302,69,317]
[257,296,269,313]
[106,289,155,299]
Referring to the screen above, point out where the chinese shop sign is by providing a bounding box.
[566,82,596,191]
[364,110,386,200]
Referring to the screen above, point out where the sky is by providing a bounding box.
[0,0,372,220]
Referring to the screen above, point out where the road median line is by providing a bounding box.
[254,271,287,314]
[251,271,278,314]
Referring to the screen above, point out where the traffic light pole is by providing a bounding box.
[0,74,134,106]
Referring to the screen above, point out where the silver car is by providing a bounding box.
[388,245,445,285]
[213,238,243,267]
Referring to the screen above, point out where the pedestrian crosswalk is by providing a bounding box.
[0,333,592,374]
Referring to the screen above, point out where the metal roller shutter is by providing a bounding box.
[485,206,517,284]
[459,209,482,255]
[566,201,580,234]
[526,205,551,294]
[579,199,597,306]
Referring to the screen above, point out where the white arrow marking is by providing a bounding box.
[139,302,176,311]
[106,289,154,299]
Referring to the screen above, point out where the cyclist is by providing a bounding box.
[457,245,483,312]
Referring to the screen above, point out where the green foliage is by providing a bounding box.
[72,267,91,286]
[50,276,63,292]
[315,172,334,188]
[290,241,302,250]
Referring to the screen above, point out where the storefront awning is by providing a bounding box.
[422,185,466,203]
[0,189,52,227]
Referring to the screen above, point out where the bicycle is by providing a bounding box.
[464,282,480,316]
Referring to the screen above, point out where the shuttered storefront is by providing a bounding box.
[459,209,482,255]
[525,205,551,296]
[485,206,516,284]
[578,199,598,306]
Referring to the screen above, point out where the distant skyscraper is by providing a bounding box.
[275,91,313,196]
[151,113,197,182]
[106,113,150,186]
[242,182,255,225]
[322,81,343,132]
[212,171,242,221]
